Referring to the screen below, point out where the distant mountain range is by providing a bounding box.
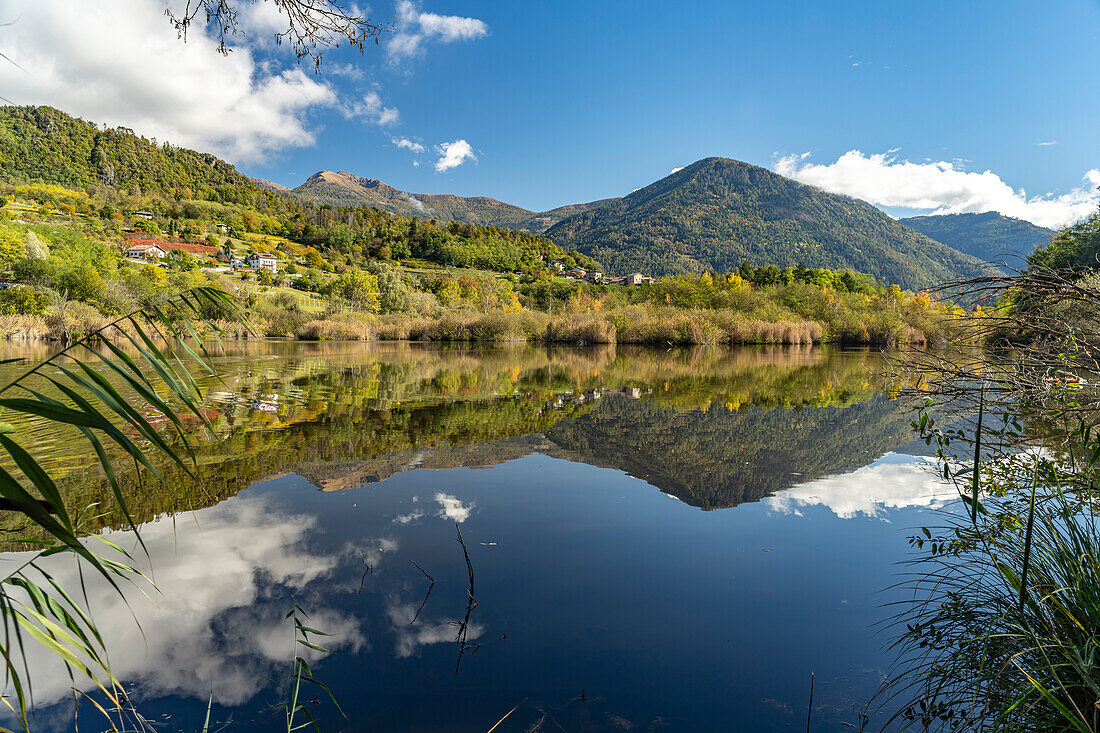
[288,169,615,232]
[900,212,1054,272]
[284,160,1002,288]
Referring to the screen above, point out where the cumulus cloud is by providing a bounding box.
[765,453,953,519]
[434,139,476,172]
[393,136,426,153]
[1037,140,1058,147]
[670,166,685,175]
[435,492,474,522]
[344,91,400,126]
[0,0,344,163]
[774,150,1100,229]
[388,0,489,62]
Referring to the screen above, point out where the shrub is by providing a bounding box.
[0,286,48,316]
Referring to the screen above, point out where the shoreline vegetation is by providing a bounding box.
[0,298,954,346]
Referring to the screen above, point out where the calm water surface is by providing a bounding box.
[1,341,951,732]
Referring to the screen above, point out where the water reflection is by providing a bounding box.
[4,492,363,710]
[0,342,944,731]
[766,453,952,518]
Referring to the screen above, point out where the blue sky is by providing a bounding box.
[249,0,1100,218]
[2,0,1099,225]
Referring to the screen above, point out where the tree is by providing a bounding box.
[370,262,409,313]
[24,232,49,260]
[332,269,380,312]
[166,1,388,69]
[57,264,105,301]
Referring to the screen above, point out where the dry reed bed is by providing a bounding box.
[292,308,933,345]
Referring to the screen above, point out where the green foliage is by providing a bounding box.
[0,286,47,315]
[545,157,987,289]
[1027,213,1100,274]
[55,263,104,301]
[329,269,380,312]
[0,106,259,201]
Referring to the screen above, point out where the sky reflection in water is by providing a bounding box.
[2,343,951,732]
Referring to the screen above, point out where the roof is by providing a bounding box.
[249,252,277,258]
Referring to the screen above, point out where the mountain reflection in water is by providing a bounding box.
[0,342,947,732]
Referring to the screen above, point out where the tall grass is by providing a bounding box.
[881,472,1100,732]
[286,305,931,345]
[0,286,240,731]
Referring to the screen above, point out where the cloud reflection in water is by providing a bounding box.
[765,453,953,518]
[0,492,363,709]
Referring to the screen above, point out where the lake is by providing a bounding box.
[0,341,953,732]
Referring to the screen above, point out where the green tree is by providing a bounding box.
[332,269,380,312]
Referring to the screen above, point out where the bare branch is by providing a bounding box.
[165,0,391,70]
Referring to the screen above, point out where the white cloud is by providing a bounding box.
[388,0,489,62]
[0,0,343,163]
[1037,140,1058,147]
[393,136,426,153]
[670,166,685,175]
[765,453,953,519]
[344,91,400,126]
[774,150,1100,229]
[435,491,474,522]
[328,62,368,80]
[434,139,476,172]
[401,192,430,213]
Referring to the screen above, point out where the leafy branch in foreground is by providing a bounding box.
[877,258,1100,731]
[0,285,242,731]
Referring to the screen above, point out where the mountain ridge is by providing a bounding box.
[900,211,1054,272]
[543,157,989,289]
[291,168,611,232]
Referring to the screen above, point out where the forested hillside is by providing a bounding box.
[901,212,1053,272]
[545,158,987,290]
[0,105,596,274]
[0,106,260,202]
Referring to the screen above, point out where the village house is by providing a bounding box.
[549,260,564,272]
[563,266,587,278]
[606,273,655,286]
[130,210,154,220]
[246,252,278,272]
[126,243,166,260]
[584,270,604,283]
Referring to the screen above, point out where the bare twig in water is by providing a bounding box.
[409,560,435,625]
[806,670,814,733]
[357,552,373,593]
[454,521,479,676]
[486,697,528,732]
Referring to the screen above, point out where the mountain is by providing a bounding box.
[292,169,614,232]
[900,212,1054,272]
[0,105,261,201]
[251,177,289,192]
[293,170,534,227]
[544,157,987,289]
